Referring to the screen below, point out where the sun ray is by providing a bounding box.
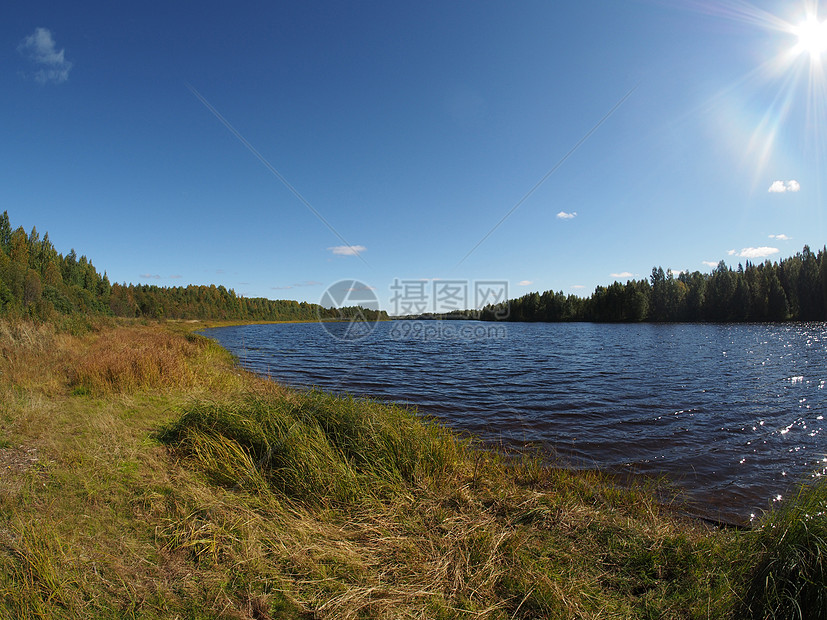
[684,2,827,179]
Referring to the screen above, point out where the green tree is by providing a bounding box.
[732,276,751,321]
[0,211,11,254]
[797,246,822,320]
[767,273,789,321]
[704,262,735,321]
[682,271,706,320]
[9,227,29,268]
[649,267,668,321]
[23,269,42,307]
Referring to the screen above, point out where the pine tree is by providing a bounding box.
[0,212,11,254]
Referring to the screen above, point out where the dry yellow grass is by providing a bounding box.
[66,325,207,394]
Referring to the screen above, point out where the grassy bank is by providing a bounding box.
[0,319,824,618]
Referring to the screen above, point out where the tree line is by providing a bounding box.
[4,210,825,324]
[476,248,827,323]
[0,211,386,323]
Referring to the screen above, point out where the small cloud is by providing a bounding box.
[727,249,737,256]
[328,245,366,256]
[271,285,294,290]
[768,180,800,193]
[736,246,779,259]
[768,234,791,241]
[518,280,533,286]
[702,261,719,268]
[610,272,634,279]
[18,28,73,84]
[169,274,182,279]
[140,273,161,280]
[571,284,585,289]
[668,268,686,275]
[556,211,577,220]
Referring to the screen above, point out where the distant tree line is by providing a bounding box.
[0,211,386,323]
[475,248,827,323]
[4,210,825,325]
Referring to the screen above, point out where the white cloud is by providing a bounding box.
[736,246,779,259]
[702,261,719,268]
[768,180,801,193]
[18,28,72,84]
[610,272,634,279]
[768,234,791,240]
[727,249,737,256]
[556,211,577,220]
[571,284,585,289]
[140,273,161,280]
[169,274,182,279]
[518,280,533,286]
[328,245,366,256]
[668,268,686,275]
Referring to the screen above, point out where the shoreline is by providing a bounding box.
[1,318,820,617]
[196,319,756,529]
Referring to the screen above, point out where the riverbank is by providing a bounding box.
[0,318,822,618]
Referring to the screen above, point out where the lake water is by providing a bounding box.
[201,320,827,524]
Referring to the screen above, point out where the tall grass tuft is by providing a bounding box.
[739,478,827,619]
[159,391,464,505]
[0,519,85,617]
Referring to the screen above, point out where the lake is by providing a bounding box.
[201,320,827,524]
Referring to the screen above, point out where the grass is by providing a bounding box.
[0,317,824,617]
[157,391,463,505]
[738,479,827,619]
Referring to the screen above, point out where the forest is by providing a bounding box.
[475,247,827,323]
[3,210,826,324]
[0,211,386,323]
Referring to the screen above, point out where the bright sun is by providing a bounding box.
[793,16,827,59]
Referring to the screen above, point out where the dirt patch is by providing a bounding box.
[0,447,42,493]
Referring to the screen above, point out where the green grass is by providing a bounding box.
[738,478,827,619]
[158,391,463,505]
[0,318,824,617]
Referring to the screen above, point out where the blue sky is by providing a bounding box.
[3,1,825,313]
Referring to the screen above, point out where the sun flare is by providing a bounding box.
[793,16,827,59]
